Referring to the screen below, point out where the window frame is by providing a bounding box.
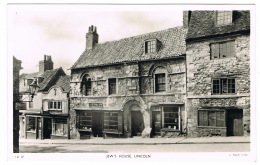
[81,74,92,96]
[154,73,166,93]
[108,78,117,95]
[103,112,119,132]
[52,118,68,136]
[212,78,236,95]
[210,40,235,59]
[77,111,92,130]
[161,106,180,130]
[144,39,159,54]
[48,100,62,110]
[197,109,226,128]
[216,11,233,26]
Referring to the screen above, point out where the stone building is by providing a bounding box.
[19,55,71,139]
[70,25,188,139]
[185,11,250,137]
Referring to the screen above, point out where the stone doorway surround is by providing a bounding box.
[121,97,151,138]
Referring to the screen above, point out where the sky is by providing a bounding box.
[8,4,184,74]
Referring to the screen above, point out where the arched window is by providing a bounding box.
[81,74,92,96]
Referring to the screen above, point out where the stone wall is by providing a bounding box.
[70,58,187,138]
[186,35,250,96]
[186,34,250,137]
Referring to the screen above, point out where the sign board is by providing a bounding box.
[89,103,103,108]
[15,102,27,110]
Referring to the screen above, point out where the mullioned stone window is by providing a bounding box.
[81,74,92,96]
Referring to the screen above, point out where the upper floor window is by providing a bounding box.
[216,11,232,25]
[210,41,235,59]
[81,74,92,96]
[108,78,117,95]
[49,101,62,110]
[145,39,160,54]
[155,73,166,92]
[212,78,236,94]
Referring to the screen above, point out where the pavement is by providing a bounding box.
[19,136,250,145]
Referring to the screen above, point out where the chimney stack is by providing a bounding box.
[39,55,53,73]
[183,11,191,28]
[86,25,99,50]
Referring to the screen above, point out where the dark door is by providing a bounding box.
[131,111,144,136]
[152,111,161,136]
[92,112,103,137]
[43,118,52,139]
[227,109,243,136]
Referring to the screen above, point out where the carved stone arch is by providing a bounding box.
[79,71,93,81]
[148,63,171,76]
[121,96,151,137]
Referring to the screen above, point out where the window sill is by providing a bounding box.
[197,126,226,129]
[78,129,92,132]
[51,134,68,137]
[103,131,122,134]
[161,129,180,132]
[26,131,36,133]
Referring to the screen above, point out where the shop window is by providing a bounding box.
[198,110,225,127]
[155,73,166,92]
[27,117,36,132]
[104,112,118,132]
[210,41,235,59]
[216,11,232,25]
[212,78,236,94]
[108,78,117,95]
[81,74,92,96]
[52,118,68,136]
[77,111,92,130]
[163,107,179,130]
[48,101,62,110]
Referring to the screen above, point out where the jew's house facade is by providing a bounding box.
[70,25,188,139]
[185,11,250,137]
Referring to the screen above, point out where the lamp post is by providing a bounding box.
[29,83,40,100]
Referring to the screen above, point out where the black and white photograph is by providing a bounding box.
[3,1,258,163]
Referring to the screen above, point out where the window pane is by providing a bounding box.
[198,111,208,126]
[104,112,119,131]
[79,112,92,129]
[109,78,117,95]
[228,78,236,93]
[155,74,166,92]
[216,111,225,127]
[163,107,179,129]
[58,102,61,109]
[217,11,232,25]
[27,117,36,132]
[212,79,220,94]
[221,79,228,93]
[208,111,216,126]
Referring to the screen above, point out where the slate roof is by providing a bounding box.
[72,27,187,69]
[53,75,71,93]
[186,10,250,41]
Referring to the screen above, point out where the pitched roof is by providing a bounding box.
[53,75,71,93]
[72,27,187,69]
[187,10,250,41]
[39,67,66,91]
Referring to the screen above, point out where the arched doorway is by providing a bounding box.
[131,105,144,136]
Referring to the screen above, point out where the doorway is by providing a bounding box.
[92,112,103,137]
[227,109,243,136]
[43,118,52,139]
[131,111,144,136]
[152,111,161,136]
